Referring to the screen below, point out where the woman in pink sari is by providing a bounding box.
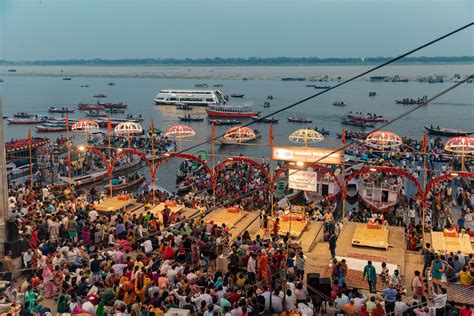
[42,265,54,298]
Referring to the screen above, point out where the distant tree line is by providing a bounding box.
[1,56,473,66]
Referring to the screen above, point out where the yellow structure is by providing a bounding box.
[431,231,473,255]
[352,224,390,249]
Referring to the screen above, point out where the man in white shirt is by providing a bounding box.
[334,292,349,311]
[394,295,407,316]
[433,288,447,314]
[354,293,367,312]
[247,253,256,284]
[88,209,98,223]
[82,297,96,313]
[140,240,153,254]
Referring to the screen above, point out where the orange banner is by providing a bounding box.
[272,146,342,165]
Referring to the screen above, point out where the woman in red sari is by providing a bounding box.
[258,249,269,285]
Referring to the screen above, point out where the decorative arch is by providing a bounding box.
[271,163,344,196]
[214,157,270,189]
[343,165,424,211]
[67,146,111,175]
[110,148,154,179]
[423,171,474,206]
[155,152,213,184]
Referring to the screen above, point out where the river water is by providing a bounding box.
[0,66,472,192]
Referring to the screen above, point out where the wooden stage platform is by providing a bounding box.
[95,197,134,212]
[352,225,390,250]
[431,232,473,255]
[203,208,260,240]
[336,222,406,275]
[131,202,200,221]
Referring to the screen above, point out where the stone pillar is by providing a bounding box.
[0,98,9,256]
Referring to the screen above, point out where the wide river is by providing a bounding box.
[0,64,472,192]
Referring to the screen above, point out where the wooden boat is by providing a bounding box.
[250,116,279,123]
[63,77,72,80]
[80,85,89,88]
[107,82,116,86]
[48,107,75,113]
[36,124,67,132]
[194,83,208,88]
[267,95,273,100]
[179,116,204,122]
[93,93,107,98]
[7,117,44,124]
[314,86,331,89]
[230,93,244,98]
[287,117,313,123]
[263,102,271,108]
[208,119,241,126]
[57,170,108,187]
[341,119,374,127]
[206,104,258,118]
[213,84,223,87]
[395,95,428,105]
[359,175,403,212]
[369,92,376,97]
[100,102,128,109]
[345,113,388,123]
[5,138,49,154]
[106,108,126,114]
[112,156,143,175]
[333,101,347,107]
[85,110,108,117]
[314,127,330,135]
[78,103,105,111]
[424,125,473,137]
[124,115,144,122]
[105,176,145,192]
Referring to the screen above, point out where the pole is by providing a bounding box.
[211,122,216,208]
[269,124,274,216]
[341,129,346,220]
[28,128,33,189]
[421,129,428,246]
[151,121,156,205]
[0,100,10,255]
[66,113,71,178]
[108,117,113,198]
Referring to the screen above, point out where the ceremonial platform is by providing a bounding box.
[95,196,134,212]
[431,231,473,255]
[351,223,390,250]
[337,222,406,275]
[203,208,260,239]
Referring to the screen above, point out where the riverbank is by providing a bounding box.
[1,64,473,81]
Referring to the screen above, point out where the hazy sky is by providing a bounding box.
[1,0,473,60]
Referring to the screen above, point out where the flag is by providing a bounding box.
[269,124,274,145]
[107,115,112,133]
[27,128,32,146]
[421,129,427,150]
[150,119,155,136]
[65,113,69,131]
[341,128,346,144]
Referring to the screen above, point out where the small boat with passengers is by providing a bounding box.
[287,117,313,123]
[250,116,279,123]
[78,103,105,111]
[179,115,204,122]
[395,95,428,105]
[49,107,75,113]
[105,175,145,192]
[424,125,473,137]
[93,93,107,98]
[208,119,242,126]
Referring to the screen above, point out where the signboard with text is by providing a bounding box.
[272,146,342,165]
[288,169,317,192]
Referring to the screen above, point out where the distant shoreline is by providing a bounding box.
[1,63,473,81]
